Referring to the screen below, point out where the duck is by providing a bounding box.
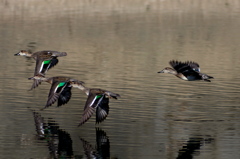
[158,60,214,82]
[69,80,120,126]
[28,74,84,109]
[15,50,67,90]
[14,50,67,59]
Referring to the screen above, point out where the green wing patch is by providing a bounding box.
[58,82,66,87]
[43,60,51,65]
[96,95,103,99]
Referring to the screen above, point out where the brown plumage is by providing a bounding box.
[15,50,67,90]
[69,81,120,126]
[28,75,84,109]
[158,60,214,82]
[78,88,120,126]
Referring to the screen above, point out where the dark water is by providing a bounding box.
[0,1,240,158]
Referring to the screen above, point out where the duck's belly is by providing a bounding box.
[186,76,198,81]
[177,74,198,81]
[177,74,188,81]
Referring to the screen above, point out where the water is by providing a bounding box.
[0,0,240,158]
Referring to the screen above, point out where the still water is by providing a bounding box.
[0,0,240,158]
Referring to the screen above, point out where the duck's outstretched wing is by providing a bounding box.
[48,58,59,70]
[169,60,200,73]
[78,93,105,126]
[44,81,69,109]
[95,90,119,124]
[185,61,200,72]
[29,79,42,91]
[78,107,95,127]
[34,57,59,76]
[58,86,72,107]
[95,90,120,124]
[169,60,192,73]
[96,97,109,124]
[29,57,58,90]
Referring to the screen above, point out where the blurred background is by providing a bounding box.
[0,0,240,158]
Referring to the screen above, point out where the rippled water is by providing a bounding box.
[0,1,240,158]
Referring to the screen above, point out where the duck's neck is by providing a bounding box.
[45,77,54,84]
[168,68,178,75]
[37,76,52,83]
[77,84,90,95]
[21,51,33,57]
[26,53,33,57]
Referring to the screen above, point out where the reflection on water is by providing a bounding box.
[176,137,214,159]
[32,110,110,159]
[32,110,74,158]
[80,128,110,159]
[0,0,240,159]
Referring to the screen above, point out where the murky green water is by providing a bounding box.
[0,1,240,158]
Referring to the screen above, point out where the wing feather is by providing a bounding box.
[96,97,109,124]
[29,79,41,90]
[169,60,200,73]
[58,87,72,107]
[78,107,95,126]
[44,81,68,109]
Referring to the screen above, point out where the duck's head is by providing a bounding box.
[69,79,85,88]
[14,50,31,56]
[158,67,176,74]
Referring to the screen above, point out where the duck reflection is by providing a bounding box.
[32,111,73,158]
[176,136,214,159]
[80,128,110,159]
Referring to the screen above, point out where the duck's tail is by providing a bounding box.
[105,91,120,99]
[201,73,214,82]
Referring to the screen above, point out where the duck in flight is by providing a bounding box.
[69,80,120,126]
[15,50,67,90]
[158,60,214,82]
[28,74,84,109]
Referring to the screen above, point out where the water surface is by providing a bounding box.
[0,1,240,158]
